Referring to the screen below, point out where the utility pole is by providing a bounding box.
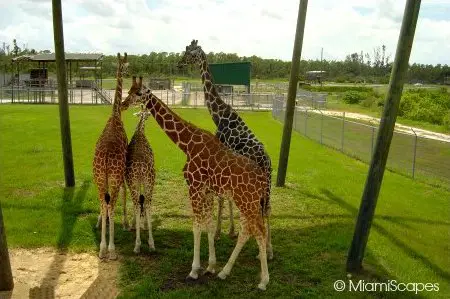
[276,0,308,187]
[347,0,421,271]
[0,201,14,291]
[52,0,75,187]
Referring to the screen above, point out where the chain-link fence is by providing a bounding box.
[0,87,276,110]
[272,97,450,187]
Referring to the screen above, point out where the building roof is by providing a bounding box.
[12,53,104,62]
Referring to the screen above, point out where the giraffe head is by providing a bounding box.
[122,76,150,110]
[117,52,129,77]
[177,39,203,68]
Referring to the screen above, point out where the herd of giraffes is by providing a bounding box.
[92,40,273,290]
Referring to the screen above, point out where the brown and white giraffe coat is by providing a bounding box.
[92,53,129,260]
[125,77,270,290]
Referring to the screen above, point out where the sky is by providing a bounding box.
[0,0,449,65]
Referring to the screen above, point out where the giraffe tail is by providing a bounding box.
[104,193,111,205]
[139,194,145,216]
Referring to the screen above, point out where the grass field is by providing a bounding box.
[0,105,449,298]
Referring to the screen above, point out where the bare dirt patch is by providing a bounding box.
[0,248,119,299]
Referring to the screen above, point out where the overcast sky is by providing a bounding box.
[0,0,449,65]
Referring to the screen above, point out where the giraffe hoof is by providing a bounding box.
[217,271,228,280]
[98,249,107,259]
[257,283,267,291]
[133,247,141,254]
[186,273,198,281]
[204,265,216,275]
[109,251,118,260]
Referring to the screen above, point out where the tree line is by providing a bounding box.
[1,40,449,84]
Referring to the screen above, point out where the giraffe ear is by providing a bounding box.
[117,52,120,59]
[123,52,128,62]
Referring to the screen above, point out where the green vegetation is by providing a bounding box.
[326,87,450,133]
[302,85,373,93]
[1,105,449,298]
[399,88,450,128]
[2,39,449,84]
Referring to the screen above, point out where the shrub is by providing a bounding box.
[443,111,450,130]
[343,91,367,104]
[399,89,450,125]
[360,96,376,108]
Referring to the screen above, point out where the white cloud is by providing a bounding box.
[0,0,448,65]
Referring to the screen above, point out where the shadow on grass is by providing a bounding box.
[320,188,450,283]
[29,181,90,297]
[111,222,423,299]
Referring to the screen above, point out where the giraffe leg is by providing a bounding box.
[121,184,129,231]
[133,203,141,254]
[107,187,120,260]
[99,202,108,259]
[204,192,216,274]
[145,186,155,250]
[218,217,250,280]
[215,196,224,240]
[187,187,215,280]
[255,234,269,290]
[266,216,273,260]
[228,199,237,238]
[128,186,141,253]
[188,222,202,280]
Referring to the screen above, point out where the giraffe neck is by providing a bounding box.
[135,115,146,133]
[142,93,194,153]
[112,69,123,117]
[198,52,228,126]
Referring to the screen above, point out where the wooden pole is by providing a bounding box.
[52,0,75,187]
[276,0,308,187]
[347,0,421,272]
[0,202,14,291]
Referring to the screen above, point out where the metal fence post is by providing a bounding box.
[319,109,324,145]
[341,112,346,151]
[304,109,308,136]
[411,128,418,178]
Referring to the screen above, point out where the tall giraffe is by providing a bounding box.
[178,40,273,258]
[92,53,129,260]
[125,77,270,290]
[125,107,156,254]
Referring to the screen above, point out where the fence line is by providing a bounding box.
[0,87,277,110]
[272,97,450,187]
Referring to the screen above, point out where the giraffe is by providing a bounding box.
[125,108,156,253]
[178,40,273,258]
[125,77,270,290]
[92,53,129,260]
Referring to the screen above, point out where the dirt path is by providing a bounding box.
[307,109,450,143]
[0,248,119,299]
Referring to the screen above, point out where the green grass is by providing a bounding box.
[0,105,449,298]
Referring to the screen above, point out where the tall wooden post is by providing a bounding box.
[52,0,75,187]
[0,202,14,291]
[347,0,421,271]
[276,0,308,187]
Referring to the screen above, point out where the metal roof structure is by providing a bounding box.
[12,53,103,62]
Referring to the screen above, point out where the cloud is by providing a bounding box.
[0,0,448,65]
